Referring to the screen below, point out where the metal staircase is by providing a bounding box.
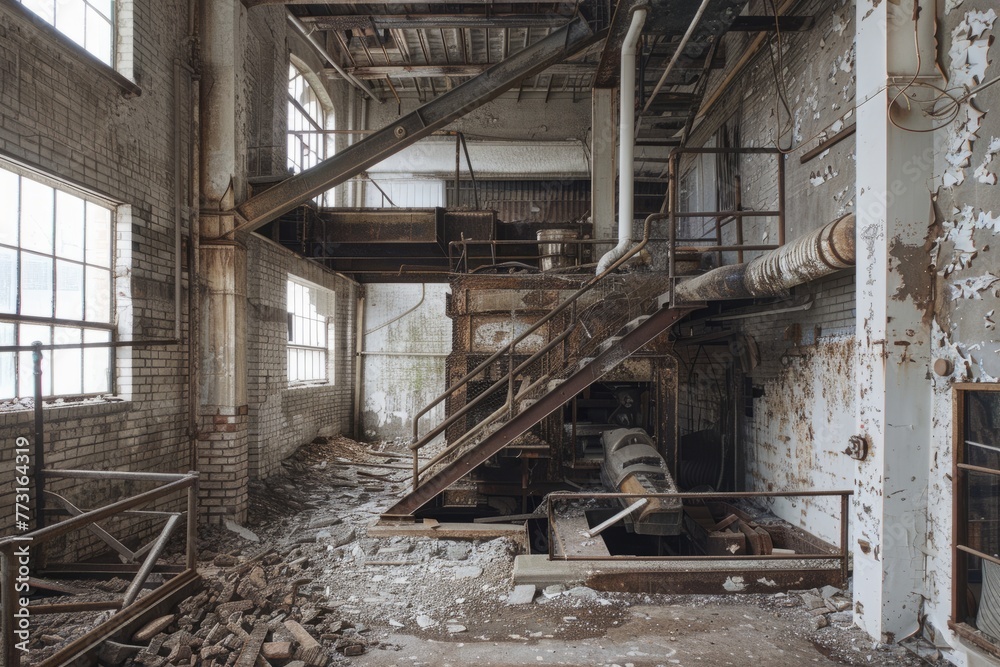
[381,213,695,520]
[382,304,692,518]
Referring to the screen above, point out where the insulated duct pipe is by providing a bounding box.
[597,6,648,274]
[673,213,856,302]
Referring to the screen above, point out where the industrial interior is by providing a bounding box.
[0,0,999,664]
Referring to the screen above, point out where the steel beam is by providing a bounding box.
[235,17,596,232]
[251,0,562,4]
[301,14,575,30]
[382,305,692,518]
[333,62,595,80]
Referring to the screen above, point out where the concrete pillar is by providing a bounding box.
[591,87,618,243]
[853,0,936,642]
[197,0,249,524]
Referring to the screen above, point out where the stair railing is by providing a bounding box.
[408,212,668,492]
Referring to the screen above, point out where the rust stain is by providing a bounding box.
[888,235,935,321]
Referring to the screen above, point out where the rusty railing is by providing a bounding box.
[547,489,852,584]
[0,470,199,667]
[407,213,667,492]
[666,146,785,306]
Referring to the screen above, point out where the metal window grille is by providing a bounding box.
[286,277,330,383]
[0,165,115,400]
[19,0,115,66]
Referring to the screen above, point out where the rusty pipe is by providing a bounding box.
[674,214,855,302]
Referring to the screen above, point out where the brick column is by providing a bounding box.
[196,0,250,524]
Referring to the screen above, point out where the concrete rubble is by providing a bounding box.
[23,436,952,666]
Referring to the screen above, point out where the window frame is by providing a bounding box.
[287,60,335,179]
[0,161,118,402]
[950,383,1000,660]
[5,0,139,96]
[286,276,333,386]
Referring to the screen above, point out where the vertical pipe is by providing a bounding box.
[32,342,45,531]
[186,474,198,571]
[735,174,744,263]
[547,497,554,560]
[353,295,365,440]
[777,154,786,246]
[840,492,850,584]
[596,7,647,273]
[186,54,201,473]
[174,60,184,342]
[454,133,461,206]
[667,153,678,306]
[459,133,480,209]
[714,216,722,269]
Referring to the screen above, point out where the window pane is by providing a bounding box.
[88,0,112,20]
[56,259,84,320]
[55,190,85,261]
[85,265,111,322]
[55,0,86,49]
[21,252,53,318]
[18,324,51,398]
[0,169,18,246]
[966,470,1000,558]
[85,6,112,65]
[83,328,110,393]
[52,326,82,395]
[85,202,112,267]
[0,246,15,314]
[20,179,54,254]
[21,0,55,24]
[0,323,13,400]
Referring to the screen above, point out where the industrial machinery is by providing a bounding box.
[599,427,683,536]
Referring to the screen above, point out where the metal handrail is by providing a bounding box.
[547,490,852,584]
[0,470,199,667]
[408,212,666,488]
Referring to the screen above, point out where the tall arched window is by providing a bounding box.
[287,61,333,178]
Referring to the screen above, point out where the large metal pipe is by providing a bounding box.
[597,6,647,274]
[674,214,855,302]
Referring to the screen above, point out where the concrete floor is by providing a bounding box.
[354,602,893,667]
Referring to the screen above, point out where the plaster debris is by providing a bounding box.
[986,310,996,330]
[945,0,964,15]
[948,273,1000,299]
[974,137,1000,184]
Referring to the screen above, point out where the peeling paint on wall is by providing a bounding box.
[948,273,999,299]
[973,136,1000,184]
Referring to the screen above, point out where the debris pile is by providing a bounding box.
[107,549,382,666]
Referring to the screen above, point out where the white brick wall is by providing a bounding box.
[245,234,358,479]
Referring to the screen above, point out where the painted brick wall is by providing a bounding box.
[674,0,857,544]
[245,234,358,480]
[0,0,194,549]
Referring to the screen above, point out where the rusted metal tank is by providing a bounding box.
[600,428,683,536]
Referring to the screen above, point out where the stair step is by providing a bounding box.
[547,379,563,392]
[598,336,623,354]
[578,357,595,369]
[621,315,650,334]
